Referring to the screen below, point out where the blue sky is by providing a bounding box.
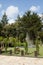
[0,0,43,23]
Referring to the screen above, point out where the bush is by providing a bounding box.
[24,41,28,54]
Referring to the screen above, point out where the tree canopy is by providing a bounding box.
[0,11,43,42]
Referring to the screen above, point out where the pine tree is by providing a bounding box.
[1,12,8,26]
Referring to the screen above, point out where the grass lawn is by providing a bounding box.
[1,45,43,57]
[38,45,43,57]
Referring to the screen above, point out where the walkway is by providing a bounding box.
[0,55,43,65]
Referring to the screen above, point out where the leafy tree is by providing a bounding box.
[17,11,42,42]
[3,23,17,37]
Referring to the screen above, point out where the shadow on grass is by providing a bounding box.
[0,51,43,58]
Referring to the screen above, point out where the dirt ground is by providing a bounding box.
[0,55,43,65]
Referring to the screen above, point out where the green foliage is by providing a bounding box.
[3,38,8,52]
[0,11,42,42]
[0,10,42,56]
[1,12,8,26]
[39,31,43,42]
[0,36,3,41]
[17,11,42,40]
[0,23,3,35]
[0,13,8,37]
[8,37,18,53]
[0,36,4,47]
[19,33,26,42]
[24,41,28,54]
[35,37,40,54]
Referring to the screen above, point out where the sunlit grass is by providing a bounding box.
[1,45,43,57]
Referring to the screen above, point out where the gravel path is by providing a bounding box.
[0,55,43,65]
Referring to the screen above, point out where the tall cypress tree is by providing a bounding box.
[1,12,8,26]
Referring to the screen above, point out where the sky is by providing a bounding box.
[0,0,43,24]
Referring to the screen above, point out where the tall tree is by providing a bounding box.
[1,13,8,37]
[0,22,3,36]
[1,12,8,26]
[18,11,42,40]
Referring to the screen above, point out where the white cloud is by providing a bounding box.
[1,5,19,24]
[0,4,2,8]
[38,14,43,22]
[29,6,40,12]
[6,6,19,18]
[38,14,42,17]
[8,19,15,24]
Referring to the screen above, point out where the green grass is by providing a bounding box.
[38,45,43,57]
[1,45,43,57]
